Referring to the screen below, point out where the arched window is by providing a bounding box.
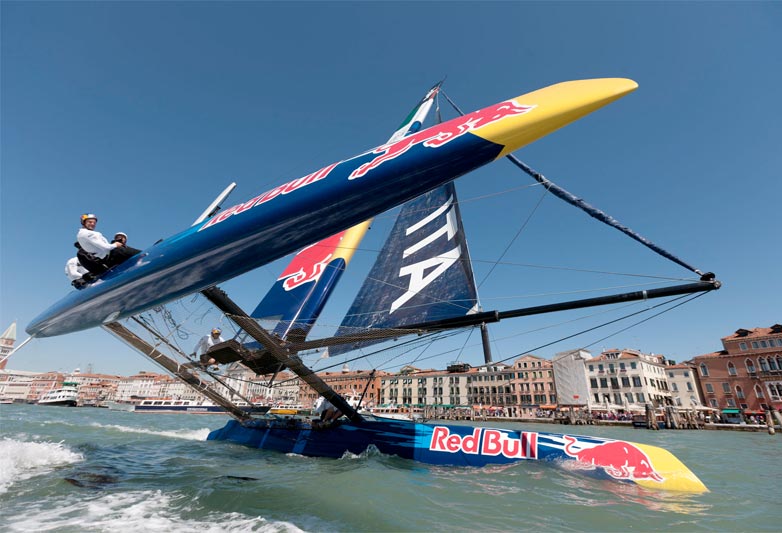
[745,359,756,373]
[769,357,779,371]
[699,363,709,377]
[777,356,782,370]
[727,362,737,376]
[754,384,764,399]
[759,357,770,372]
[735,385,745,399]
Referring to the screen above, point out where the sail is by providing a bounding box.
[332,181,479,355]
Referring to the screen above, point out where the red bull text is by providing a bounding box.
[349,99,535,180]
[429,426,538,459]
[199,163,339,231]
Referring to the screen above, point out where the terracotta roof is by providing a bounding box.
[723,326,782,341]
[692,350,728,360]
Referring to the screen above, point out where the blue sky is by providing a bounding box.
[2,1,780,376]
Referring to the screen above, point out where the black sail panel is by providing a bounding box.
[332,182,478,355]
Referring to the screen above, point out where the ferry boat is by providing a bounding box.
[38,382,79,407]
[134,399,227,414]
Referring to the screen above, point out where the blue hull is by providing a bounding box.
[206,417,709,492]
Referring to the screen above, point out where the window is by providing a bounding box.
[726,398,736,407]
[754,384,764,399]
[736,386,745,399]
[759,358,770,371]
[710,398,718,408]
[745,359,756,373]
[671,383,678,391]
[727,362,737,376]
[625,392,634,403]
[751,341,759,349]
[630,362,637,370]
[687,382,693,391]
[621,377,630,387]
[722,383,730,393]
[705,383,714,393]
[590,378,598,388]
[632,377,642,387]
[636,393,645,403]
[770,358,780,371]
[668,372,674,378]
[588,365,594,372]
[739,342,748,350]
[699,363,709,377]
[599,378,608,388]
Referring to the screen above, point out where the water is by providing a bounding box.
[1,404,779,532]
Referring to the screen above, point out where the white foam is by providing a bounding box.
[0,438,84,494]
[88,422,212,441]
[4,490,307,532]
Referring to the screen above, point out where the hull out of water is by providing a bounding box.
[208,416,707,493]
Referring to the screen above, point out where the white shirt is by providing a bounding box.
[194,334,225,355]
[64,257,88,281]
[77,227,115,259]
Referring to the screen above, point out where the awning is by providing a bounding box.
[722,408,741,414]
[539,404,557,409]
[743,409,765,415]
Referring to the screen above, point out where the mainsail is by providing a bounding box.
[332,181,479,355]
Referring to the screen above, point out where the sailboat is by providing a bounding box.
[26,78,718,492]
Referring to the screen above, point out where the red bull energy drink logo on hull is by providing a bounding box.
[429,426,538,459]
[277,232,346,291]
[349,100,535,180]
[563,435,664,482]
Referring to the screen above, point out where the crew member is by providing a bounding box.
[112,232,127,245]
[64,256,92,289]
[194,328,225,368]
[76,214,140,274]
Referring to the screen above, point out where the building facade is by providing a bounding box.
[586,349,672,410]
[692,325,782,418]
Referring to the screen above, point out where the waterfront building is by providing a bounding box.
[0,321,16,370]
[467,362,515,415]
[115,371,169,402]
[510,355,557,418]
[67,370,123,405]
[0,368,39,402]
[691,324,782,419]
[307,364,381,407]
[586,349,672,411]
[665,363,704,409]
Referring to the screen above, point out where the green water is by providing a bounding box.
[1,404,779,532]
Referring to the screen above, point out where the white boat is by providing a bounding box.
[133,398,226,414]
[38,382,78,407]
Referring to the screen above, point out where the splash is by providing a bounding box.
[0,437,83,494]
[3,490,307,532]
[88,422,212,441]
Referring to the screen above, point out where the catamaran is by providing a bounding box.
[26,78,719,493]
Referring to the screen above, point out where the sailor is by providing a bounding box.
[64,256,93,289]
[76,214,141,275]
[194,328,225,368]
[111,232,127,245]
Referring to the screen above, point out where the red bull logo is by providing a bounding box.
[429,426,538,459]
[349,99,535,180]
[277,232,345,291]
[563,436,664,482]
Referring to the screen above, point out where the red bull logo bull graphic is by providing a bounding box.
[563,436,664,482]
[429,426,538,459]
[349,100,535,180]
[199,163,338,231]
[277,232,345,291]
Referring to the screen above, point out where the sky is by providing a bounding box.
[1,1,780,377]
